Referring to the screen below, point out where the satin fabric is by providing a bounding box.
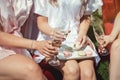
[0,0,33,59]
[34,0,103,64]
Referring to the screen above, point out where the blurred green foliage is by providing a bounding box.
[88,10,109,80]
[97,60,109,80]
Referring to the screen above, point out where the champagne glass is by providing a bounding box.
[48,21,70,66]
[93,25,109,56]
[48,37,61,66]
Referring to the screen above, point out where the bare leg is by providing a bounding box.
[0,54,47,80]
[61,60,80,80]
[78,59,96,80]
[110,38,120,80]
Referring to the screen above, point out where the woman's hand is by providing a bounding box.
[34,40,58,58]
[74,35,88,50]
[102,35,115,47]
[51,29,70,41]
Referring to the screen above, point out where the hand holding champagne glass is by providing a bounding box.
[48,21,70,66]
[93,25,109,56]
[48,36,61,66]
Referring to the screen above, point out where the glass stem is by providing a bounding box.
[53,56,57,61]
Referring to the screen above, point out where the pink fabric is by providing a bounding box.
[0,0,33,60]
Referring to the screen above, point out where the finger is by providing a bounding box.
[45,42,56,50]
[45,47,58,55]
[78,36,87,48]
[62,30,71,35]
[44,46,58,55]
[41,49,54,57]
[102,43,107,47]
[80,37,87,47]
[74,41,83,50]
[40,50,51,57]
[100,41,107,47]
[42,53,52,58]
[44,57,52,62]
[54,31,66,39]
[47,40,52,45]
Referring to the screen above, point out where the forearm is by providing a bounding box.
[78,15,91,36]
[0,31,35,49]
[37,16,53,36]
[110,12,120,40]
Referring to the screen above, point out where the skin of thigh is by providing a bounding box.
[109,38,120,80]
[78,58,95,73]
[78,58,96,80]
[58,59,95,80]
[77,38,96,79]
[110,33,120,59]
[0,54,43,80]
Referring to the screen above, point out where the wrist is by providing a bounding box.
[31,40,37,50]
[50,29,55,38]
[78,31,87,36]
[78,33,86,37]
[109,34,116,42]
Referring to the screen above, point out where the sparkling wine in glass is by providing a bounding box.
[48,37,61,66]
[48,21,70,66]
[93,25,109,56]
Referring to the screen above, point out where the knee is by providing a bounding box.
[81,68,95,79]
[22,61,44,80]
[63,65,80,76]
[24,62,40,74]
